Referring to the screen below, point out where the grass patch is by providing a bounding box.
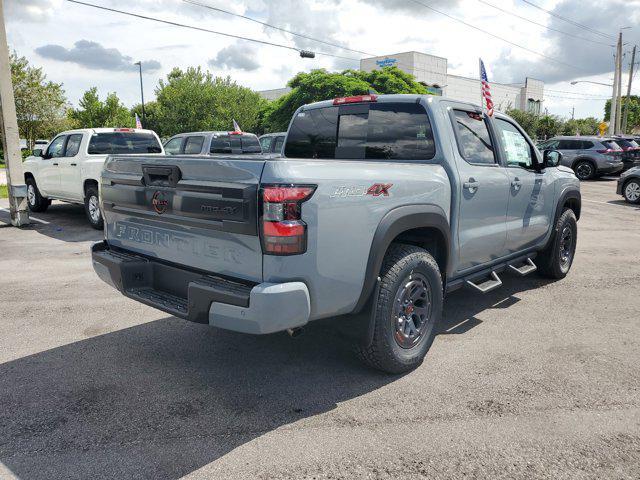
[0,184,8,199]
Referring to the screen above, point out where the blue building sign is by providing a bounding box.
[375,58,397,67]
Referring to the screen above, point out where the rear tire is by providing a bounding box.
[623,179,640,204]
[26,177,49,212]
[356,244,443,374]
[84,184,103,230]
[537,209,577,279]
[573,160,595,181]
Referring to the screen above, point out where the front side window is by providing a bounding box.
[494,118,534,169]
[88,132,162,154]
[260,136,273,152]
[274,136,285,153]
[452,110,495,164]
[240,135,262,153]
[164,137,183,155]
[184,136,204,154]
[65,134,83,157]
[47,135,67,158]
[284,102,435,160]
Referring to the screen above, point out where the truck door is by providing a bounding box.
[57,133,84,200]
[39,134,67,196]
[449,108,510,272]
[492,117,552,252]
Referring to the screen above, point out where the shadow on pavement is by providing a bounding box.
[0,202,103,243]
[0,319,397,480]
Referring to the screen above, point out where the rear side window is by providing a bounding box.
[557,140,582,150]
[581,141,594,149]
[184,136,204,154]
[210,135,232,154]
[259,136,273,152]
[285,103,435,160]
[65,134,83,157]
[88,132,162,154]
[452,110,495,164]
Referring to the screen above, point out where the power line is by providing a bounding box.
[406,0,587,72]
[182,0,374,57]
[518,0,614,40]
[545,88,614,97]
[64,0,360,62]
[475,0,613,47]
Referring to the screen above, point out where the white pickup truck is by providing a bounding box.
[23,128,164,228]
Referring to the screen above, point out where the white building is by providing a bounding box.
[260,50,544,113]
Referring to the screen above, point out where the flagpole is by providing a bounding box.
[479,58,485,117]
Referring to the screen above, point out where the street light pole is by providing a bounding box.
[134,61,145,127]
[622,45,636,135]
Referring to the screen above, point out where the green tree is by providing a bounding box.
[604,96,640,133]
[262,67,429,132]
[562,117,599,136]
[505,108,539,138]
[152,67,266,137]
[131,101,161,136]
[9,52,68,149]
[535,114,564,140]
[68,87,134,128]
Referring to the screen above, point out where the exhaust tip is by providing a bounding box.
[287,327,304,338]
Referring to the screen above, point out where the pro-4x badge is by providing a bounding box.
[330,183,393,198]
[151,191,169,214]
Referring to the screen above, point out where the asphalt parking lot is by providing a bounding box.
[0,178,639,479]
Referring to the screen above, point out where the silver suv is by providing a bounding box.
[538,136,624,180]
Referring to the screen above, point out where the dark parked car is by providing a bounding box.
[538,136,624,180]
[612,136,640,172]
[617,167,640,204]
[163,131,262,156]
[259,132,287,154]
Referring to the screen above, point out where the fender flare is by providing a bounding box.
[352,204,451,314]
[554,188,581,224]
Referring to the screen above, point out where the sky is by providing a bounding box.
[6,0,640,120]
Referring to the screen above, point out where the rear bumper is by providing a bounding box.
[598,162,624,174]
[91,241,310,334]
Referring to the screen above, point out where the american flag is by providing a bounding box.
[135,113,142,129]
[479,59,494,117]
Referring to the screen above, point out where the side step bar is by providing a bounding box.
[466,271,502,294]
[508,258,537,276]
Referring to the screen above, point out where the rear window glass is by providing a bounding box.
[602,140,622,150]
[285,103,435,160]
[240,135,262,153]
[88,132,162,154]
[452,110,495,164]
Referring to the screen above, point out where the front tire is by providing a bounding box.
[623,179,640,204]
[537,209,577,279]
[25,177,49,212]
[84,185,103,230]
[356,244,443,374]
[574,160,595,181]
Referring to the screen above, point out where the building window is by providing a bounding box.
[527,99,541,115]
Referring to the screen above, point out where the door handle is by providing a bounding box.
[463,179,480,193]
[70,163,77,166]
[52,162,59,166]
[511,177,522,191]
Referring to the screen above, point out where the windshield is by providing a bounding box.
[88,132,162,154]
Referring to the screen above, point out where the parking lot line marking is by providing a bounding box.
[583,199,639,210]
[0,208,50,224]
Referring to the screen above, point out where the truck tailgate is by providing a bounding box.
[100,154,266,283]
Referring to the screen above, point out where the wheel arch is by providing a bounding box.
[352,204,451,314]
[571,156,597,172]
[83,178,99,198]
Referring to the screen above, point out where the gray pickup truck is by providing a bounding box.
[92,94,580,373]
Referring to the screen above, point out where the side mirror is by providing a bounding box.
[543,149,562,168]
[32,148,43,157]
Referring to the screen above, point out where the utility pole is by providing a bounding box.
[622,45,636,135]
[571,106,575,120]
[134,61,146,126]
[615,46,624,135]
[609,33,621,136]
[0,0,29,226]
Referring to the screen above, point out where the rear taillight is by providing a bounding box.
[597,149,615,154]
[260,184,316,255]
[333,94,377,105]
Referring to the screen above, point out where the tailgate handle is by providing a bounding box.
[142,165,182,187]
